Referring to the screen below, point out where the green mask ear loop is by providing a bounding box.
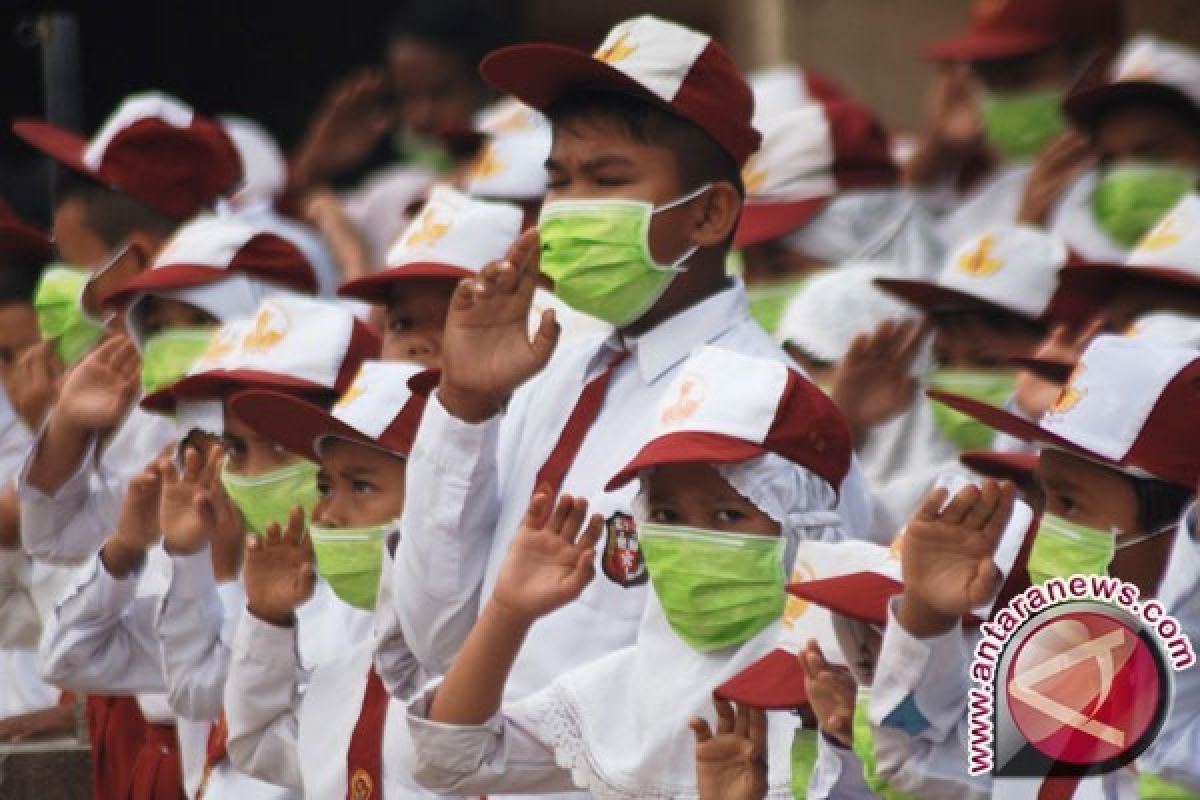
[852,691,918,800]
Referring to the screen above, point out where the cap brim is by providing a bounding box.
[733,198,829,249]
[605,431,767,492]
[1065,82,1200,129]
[926,30,1059,62]
[481,43,670,115]
[12,120,93,176]
[787,572,901,628]
[960,450,1039,486]
[1058,262,1200,300]
[874,277,1033,319]
[141,369,329,413]
[337,263,471,303]
[103,265,231,309]
[714,648,810,711]
[230,389,372,463]
[926,387,1115,469]
[1009,355,1073,384]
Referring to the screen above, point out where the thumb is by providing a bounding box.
[689,716,713,744]
[528,308,560,368]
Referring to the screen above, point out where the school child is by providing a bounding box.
[867,335,1199,797]
[908,0,1125,254]
[337,186,523,367]
[218,362,445,798]
[399,345,850,797]
[735,97,940,333]
[1055,35,1200,258]
[41,292,378,800]
[389,27,877,763]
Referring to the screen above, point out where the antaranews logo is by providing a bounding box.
[967,575,1195,779]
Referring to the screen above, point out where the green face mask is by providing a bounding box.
[309,522,389,610]
[140,327,214,394]
[219,460,320,537]
[33,265,107,366]
[1027,512,1116,585]
[639,523,785,652]
[536,187,708,327]
[980,90,1066,162]
[747,276,814,335]
[1091,164,1196,247]
[927,369,1017,451]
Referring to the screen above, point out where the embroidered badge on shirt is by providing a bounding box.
[349,768,375,800]
[602,511,647,587]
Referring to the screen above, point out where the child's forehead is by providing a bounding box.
[548,118,678,169]
[318,435,407,473]
[642,462,732,495]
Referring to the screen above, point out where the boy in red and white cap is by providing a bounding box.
[339,186,523,367]
[400,345,851,796]
[387,25,876,799]
[219,362,444,798]
[871,335,1200,797]
[40,294,379,800]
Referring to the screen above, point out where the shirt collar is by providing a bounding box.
[619,282,750,384]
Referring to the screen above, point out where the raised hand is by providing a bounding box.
[928,64,983,153]
[437,230,559,422]
[102,463,164,578]
[1017,131,1097,226]
[291,69,398,186]
[55,335,140,435]
[243,506,315,626]
[830,318,927,445]
[160,445,225,556]
[1014,318,1104,418]
[801,640,856,747]
[4,341,64,430]
[690,696,768,800]
[897,480,1015,637]
[490,491,602,624]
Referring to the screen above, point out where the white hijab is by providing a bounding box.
[520,454,844,799]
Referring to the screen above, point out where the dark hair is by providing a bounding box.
[0,262,42,306]
[1129,475,1195,533]
[930,308,1048,339]
[386,0,512,70]
[54,171,178,248]
[545,89,744,199]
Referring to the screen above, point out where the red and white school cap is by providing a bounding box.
[1057,192,1200,302]
[465,100,552,203]
[927,0,1124,63]
[929,334,1200,488]
[230,361,435,463]
[338,187,523,303]
[718,476,1035,710]
[605,345,852,494]
[481,15,761,167]
[104,213,318,309]
[1065,34,1200,130]
[735,100,899,248]
[12,92,241,219]
[747,65,846,127]
[0,196,52,266]
[876,225,1069,322]
[142,294,380,412]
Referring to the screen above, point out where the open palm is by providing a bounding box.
[831,318,926,441]
[58,336,140,433]
[691,697,768,800]
[161,446,225,555]
[243,506,315,625]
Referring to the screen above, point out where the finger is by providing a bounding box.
[689,716,713,744]
[193,494,215,527]
[980,481,1016,547]
[263,522,282,547]
[733,698,751,739]
[560,495,589,542]
[1077,316,1107,346]
[826,711,852,740]
[244,534,260,557]
[912,487,950,523]
[182,446,203,483]
[507,228,540,278]
[448,277,478,314]
[546,494,574,536]
[286,505,306,544]
[939,484,981,525]
[576,513,604,551]
[713,695,736,735]
[202,445,225,487]
[523,489,553,530]
[962,479,1000,531]
[747,706,768,753]
[529,309,561,370]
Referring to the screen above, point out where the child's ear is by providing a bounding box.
[688,182,742,248]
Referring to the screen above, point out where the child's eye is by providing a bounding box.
[220,436,246,457]
[714,508,747,524]
[595,175,630,187]
[316,480,333,498]
[389,316,414,333]
[351,479,376,494]
[648,507,678,524]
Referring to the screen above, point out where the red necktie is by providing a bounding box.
[534,348,628,495]
[195,713,227,799]
[345,669,388,800]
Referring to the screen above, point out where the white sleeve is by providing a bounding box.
[155,548,233,722]
[390,390,502,672]
[17,434,121,565]
[0,547,41,649]
[38,553,167,694]
[372,536,429,699]
[808,732,877,799]
[865,599,990,800]
[399,682,577,795]
[223,608,305,791]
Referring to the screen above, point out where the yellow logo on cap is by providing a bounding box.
[469,143,503,181]
[489,106,533,133]
[1051,363,1087,415]
[243,302,289,353]
[783,558,815,628]
[742,155,767,194]
[1139,213,1183,252]
[660,373,706,425]
[595,31,637,64]
[957,234,1003,277]
[404,207,450,248]
[199,327,238,364]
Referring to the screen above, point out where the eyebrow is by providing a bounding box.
[544,155,637,172]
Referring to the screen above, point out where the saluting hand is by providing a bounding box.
[243,506,316,627]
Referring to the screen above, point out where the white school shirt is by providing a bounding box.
[0,385,32,483]
[18,406,175,565]
[388,285,874,800]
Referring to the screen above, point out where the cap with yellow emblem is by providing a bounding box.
[230,361,434,462]
[464,98,553,205]
[480,15,761,167]
[875,224,1072,323]
[338,186,523,303]
[1065,34,1200,131]
[930,335,1200,489]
